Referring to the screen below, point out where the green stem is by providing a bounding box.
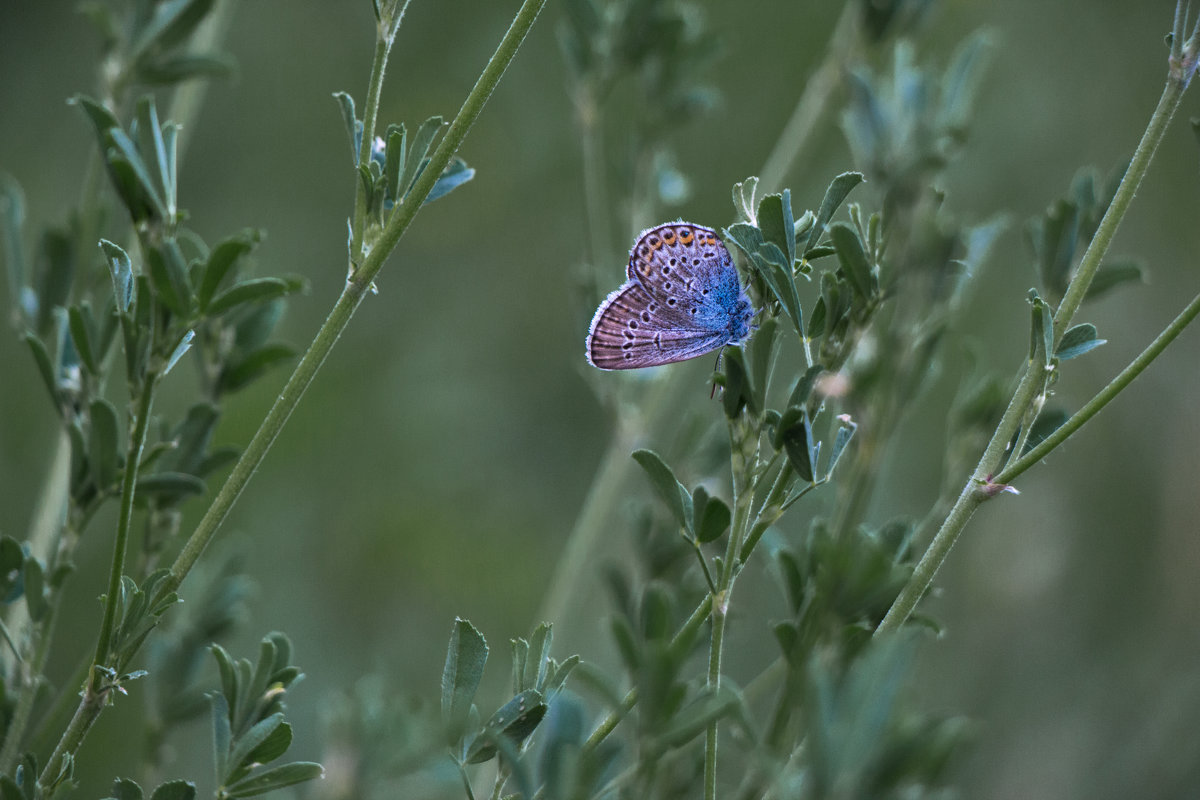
[92,371,159,687]
[876,71,1191,636]
[39,692,96,796]
[575,594,712,764]
[350,34,393,266]
[39,372,159,791]
[705,425,756,800]
[999,288,1200,484]
[167,0,548,592]
[1050,80,1185,343]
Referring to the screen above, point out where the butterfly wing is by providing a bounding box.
[586,280,731,370]
[627,222,753,340]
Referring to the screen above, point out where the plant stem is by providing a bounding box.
[999,287,1200,484]
[350,34,393,266]
[168,0,548,592]
[576,594,712,764]
[876,70,1192,636]
[92,371,159,686]
[704,423,757,800]
[39,372,158,791]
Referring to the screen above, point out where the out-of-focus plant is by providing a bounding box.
[0,0,547,795]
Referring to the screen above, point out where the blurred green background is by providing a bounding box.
[2,0,1200,796]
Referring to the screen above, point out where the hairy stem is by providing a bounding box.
[876,70,1191,635]
[39,372,158,790]
[167,0,548,592]
[92,371,159,686]
[999,287,1200,484]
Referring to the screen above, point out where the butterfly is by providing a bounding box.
[586,222,755,370]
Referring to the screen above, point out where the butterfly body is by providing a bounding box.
[586,223,754,370]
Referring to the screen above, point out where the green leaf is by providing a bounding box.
[424,157,475,205]
[748,316,780,412]
[751,248,804,337]
[198,231,260,309]
[802,172,865,255]
[521,623,552,693]
[545,654,581,693]
[655,684,744,748]
[721,347,750,419]
[332,91,359,165]
[723,221,763,257]
[0,536,26,602]
[732,176,759,222]
[383,123,406,199]
[1055,323,1106,361]
[100,239,135,312]
[225,713,285,781]
[108,777,144,800]
[136,53,234,85]
[442,618,488,743]
[24,558,48,622]
[397,116,445,199]
[135,472,206,506]
[757,191,795,265]
[135,97,173,214]
[466,689,548,763]
[694,492,731,544]
[89,398,121,492]
[218,343,297,394]
[163,330,195,376]
[1022,408,1070,455]
[131,0,216,57]
[1085,260,1145,302]
[825,415,858,478]
[222,763,324,798]
[148,780,196,800]
[829,222,873,300]
[163,403,219,476]
[777,407,815,482]
[632,449,690,532]
[1027,289,1054,366]
[212,693,233,782]
[24,332,58,406]
[68,305,99,375]
[788,364,824,409]
[246,718,293,766]
[0,173,28,317]
[147,242,194,316]
[107,127,168,221]
[34,229,75,334]
[206,278,291,316]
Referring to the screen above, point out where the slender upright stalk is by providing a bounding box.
[704,422,757,800]
[999,287,1200,484]
[92,372,158,686]
[169,0,548,593]
[876,64,1194,636]
[40,372,159,791]
[35,1,548,790]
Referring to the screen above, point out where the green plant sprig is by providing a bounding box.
[876,2,1200,636]
[166,0,548,595]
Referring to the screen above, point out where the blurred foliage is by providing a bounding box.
[0,0,1197,799]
